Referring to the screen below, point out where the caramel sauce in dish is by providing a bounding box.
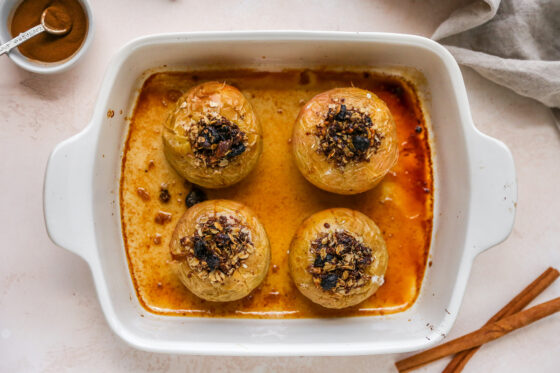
[120,70,433,318]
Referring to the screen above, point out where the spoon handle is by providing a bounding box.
[0,24,45,56]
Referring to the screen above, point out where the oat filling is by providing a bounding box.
[175,215,254,283]
[308,229,373,293]
[315,103,383,167]
[189,114,248,168]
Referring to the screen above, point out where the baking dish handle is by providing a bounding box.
[468,130,517,257]
[43,127,96,263]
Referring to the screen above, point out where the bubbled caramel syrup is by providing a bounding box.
[120,69,433,318]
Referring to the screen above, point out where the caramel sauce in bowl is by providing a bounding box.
[120,69,434,319]
[0,0,94,73]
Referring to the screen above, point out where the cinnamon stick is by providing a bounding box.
[395,296,560,372]
[395,267,559,372]
[443,267,559,373]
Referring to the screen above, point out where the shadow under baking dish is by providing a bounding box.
[120,69,433,319]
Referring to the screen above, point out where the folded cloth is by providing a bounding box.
[432,0,560,111]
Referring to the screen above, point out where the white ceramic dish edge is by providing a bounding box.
[43,31,517,356]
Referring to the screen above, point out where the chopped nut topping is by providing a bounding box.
[176,215,254,283]
[188,113,248,168]
[308,229,373,293]
[155,211,172,224]
[136,187,150,201]
[315,104,383,167]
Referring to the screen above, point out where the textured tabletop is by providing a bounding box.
[1,1,559,372]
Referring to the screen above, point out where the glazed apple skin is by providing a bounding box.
[292,87,398,195]
[163,81,262,189]
[289,208,388,309]
[169,200,270,302]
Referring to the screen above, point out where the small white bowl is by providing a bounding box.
[0,0,94,74]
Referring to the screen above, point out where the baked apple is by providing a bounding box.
[289,208,388,309]
[292,87,398,194]
[163,81,262,188]
[169,199,270,302]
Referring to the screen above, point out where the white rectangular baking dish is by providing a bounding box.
[43,31,516,356]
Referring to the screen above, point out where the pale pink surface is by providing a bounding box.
[0,1,559,372]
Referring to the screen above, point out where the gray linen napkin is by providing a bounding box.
[432,0,560,123]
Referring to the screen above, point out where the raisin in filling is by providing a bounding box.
[315,104,383,167]
[177,215,254,283]
[189,114,247,168]
[308,230,373,293]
